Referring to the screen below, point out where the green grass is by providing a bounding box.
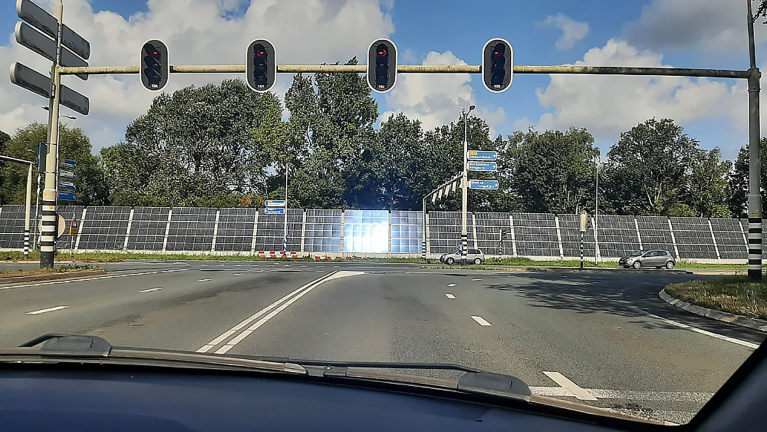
[0,263,102,276]
[665,276,767,320]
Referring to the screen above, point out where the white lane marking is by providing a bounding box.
[233,273,243,276]
[197,278,212,282]
[529,387,574,397]
[235,264,242,267]
[213,271,365,354]
[0,269,188,291]
[625,304,760,350]
[445,293,456,299]
[471,315,492,326]
[473,278,482,281]
[529,387,713,403]
[139,287,162,293]
[543,372,597,401]
[447,283,456,287]
[26,305,69,315]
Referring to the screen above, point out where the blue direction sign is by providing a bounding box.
[264,208,285,215]
[468,161,497,172]
[469,180,499,190]
[58,192,76,201]
[59,182,76,191]
[467,150,497,161]
[265,199,285,207]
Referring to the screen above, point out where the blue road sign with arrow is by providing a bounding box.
[468,161,497,172]
[469,180,499,190]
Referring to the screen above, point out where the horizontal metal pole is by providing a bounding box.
[0,155,34,165]
[58,64,750,79]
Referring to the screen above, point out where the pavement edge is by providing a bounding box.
[659,289,767,333]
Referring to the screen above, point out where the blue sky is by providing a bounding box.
[1,0,764,159]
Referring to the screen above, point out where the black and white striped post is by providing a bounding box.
[747,0,762,280]
[579,210,587,270]
[0,155,34,259]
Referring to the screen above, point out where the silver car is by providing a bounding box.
[440,248,485,265]
[618,249,676,269]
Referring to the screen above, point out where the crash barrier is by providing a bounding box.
[0,205,754,262]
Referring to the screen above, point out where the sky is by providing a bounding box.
[1,0,766,160]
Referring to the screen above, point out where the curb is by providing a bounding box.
[0,269,106,286]
[659,289,767,333]
[421,265,692,274]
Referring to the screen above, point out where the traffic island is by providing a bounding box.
[661,277,767,333]
[0,266,105,286]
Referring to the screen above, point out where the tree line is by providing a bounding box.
[0,58,761,218]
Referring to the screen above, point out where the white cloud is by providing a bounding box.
[1,0,394,151]
[532,39,741,140]
[623,0,767,54]
[542,13,589,51]
[381,50,506,136]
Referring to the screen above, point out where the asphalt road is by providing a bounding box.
[0,260,763,425]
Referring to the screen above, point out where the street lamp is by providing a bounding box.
[594,154,600,266]
[460,104,475,265]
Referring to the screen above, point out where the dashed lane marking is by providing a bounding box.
[26,305,69,315]
[197,278,212,282]
[445,293,456,299]
[543,372,597,401]
[139,287,162,293]
[471,315,492,326]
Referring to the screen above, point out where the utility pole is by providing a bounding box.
[747,0,762,280]
[283,163,289,253]
[595,155,600,266]
[461,105,475,265]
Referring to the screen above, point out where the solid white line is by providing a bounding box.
[530,387,574,397]
[445,293,456,299]
[471,315,492,326]
[0,269,188,290]
[233,273,243,276]
[625,304,760,350]
[447,283,456,287]
[197,278,211,282]
[26,305,69,315]
[529,386,714,403]
[139,287,162,293]
[543,372,597,401]
[473,278,482,281]
[197,272,338,353]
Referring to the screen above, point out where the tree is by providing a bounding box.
[102,79,279,206]
[0,130,10,154]
[0,123,106,206]
[604,118,701,216]
[755,0,767,22]
[508,127,598,214]
[727,138,767,217]
[683,148,732,217]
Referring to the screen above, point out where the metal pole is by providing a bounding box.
[283,164,288,253]
[40,0,63,268]
[747,0,763,280]
[24,163,32,258]
[595,155,599,266]
[580,231,584,270]
[461,110,468,266]
[33,142,43,250]
[422,196,427,261]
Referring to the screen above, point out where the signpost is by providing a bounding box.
[467,161,497,172]
[264,208,285,215]
[264,199,285,207]
[58,192,75,201]
[468,180,499,190]
[467,150,498,161]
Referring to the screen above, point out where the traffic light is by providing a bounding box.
[246,39,276,92]
[140,40,169,91]
[482,38,513,93]
[367,38,397,93]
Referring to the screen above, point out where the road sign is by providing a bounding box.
[467,150,497,161]
[59,170,75,179]
[39,213,67,238]
[10,62,90,115]
[264,208,285,215]
[15,22,87,80]
[469,180,499,190]
[580,211,588,232]
[16,0,91,60]
[58,192,75,201]
[59,159,76,170]
[59,181,75,191]
[468,161,497,172]
[265,199,285,207]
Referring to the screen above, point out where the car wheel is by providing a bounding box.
[474,258,482,265]
[665,261,675,269]
[632,261,642,269]
[446,257,454,265]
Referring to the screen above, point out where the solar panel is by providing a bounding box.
[512,213,559,257]
[636,216,675,253]
[165,207,217,251]
[669,217,717,259]
[214,208,257,252]
[391,211,422,254]
[428,211,476,254]
[710,218,747,260]
[558,214,595,258]
[126,207,170,251]
[474,212,511,255]
[54,206,84,251]
[0,205,26,249]
[254,208,303,252]
[594,214,640,258]
[76,206,131,251]
[344,210,389,253]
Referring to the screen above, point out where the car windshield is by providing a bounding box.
[0,0,765,426]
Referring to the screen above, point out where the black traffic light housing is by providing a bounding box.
[140,40,169,91]
[482,38,513,93]
[246,39,276,92]
[367,38,397,93]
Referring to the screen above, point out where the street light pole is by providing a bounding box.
[461,105,475,266]
[595,154,600,266]
[283,163,289,253]
[746,0,763,280]
[0,156,34,258]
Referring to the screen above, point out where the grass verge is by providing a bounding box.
[665,276,767,320]
[0,264,102,277]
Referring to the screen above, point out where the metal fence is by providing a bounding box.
[0,205,754,262]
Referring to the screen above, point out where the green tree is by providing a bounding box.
[0,123,106,206]
[604,118,701,216]
[727,138,767,217]
[509,127,598,214]
[0,130,10,154]
[102,79,279,206]
[683,148,732,217]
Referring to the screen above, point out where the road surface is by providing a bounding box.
[0,260,762,424]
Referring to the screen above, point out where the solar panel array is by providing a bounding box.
[636,216,675,253]
[558,214,596,258]
[428,211,474,254]
[165,207,217,252]
[710,218,747,260]
[512,213,559,257]
[474,212,512,255]
[215,208,257,252]
[0,205,26,249]
[391,211,422,254]
[669,217,718,259]
[304,209,342,252]
[126,207,170,251]
[254,208,303,252]
[55,206,84,250]
[344,210,389,253]
[594,214,640,258]
[77,206,131,251]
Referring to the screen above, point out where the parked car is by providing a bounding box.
[440,248,485,265]
[618,249,676,269]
